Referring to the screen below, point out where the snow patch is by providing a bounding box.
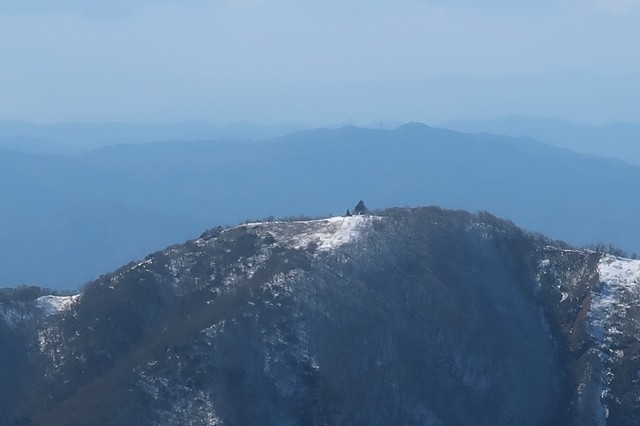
[137,369,223,425]
[270,215,378,252]
[36,294,80,316]
[589,255,640,419]
[201,320,227,340]
[597,256,640,292]
[591,256,640,341]
[292,216,371,250]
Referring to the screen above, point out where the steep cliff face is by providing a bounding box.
[2,206,640,425]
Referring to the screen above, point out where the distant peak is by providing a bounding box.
[397,122,431,130]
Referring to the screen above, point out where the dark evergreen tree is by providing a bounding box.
[345,209,352,217]
[354,200,368,215]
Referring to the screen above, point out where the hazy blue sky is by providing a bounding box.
[1,0,639,125]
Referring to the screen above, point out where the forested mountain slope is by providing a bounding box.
[2,207,639,425]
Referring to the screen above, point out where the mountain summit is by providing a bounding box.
[2,206,640,425]
[6,123,640,290]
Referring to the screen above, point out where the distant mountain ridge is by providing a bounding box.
[440,115,640,165]
[3,123,640,289]
[2,206,640,425]
[0,120,310,153]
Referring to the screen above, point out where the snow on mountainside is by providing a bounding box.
[244,215,378,252]
[0,291,79,328]
[36,295,81,316]
[536,248,640,425]
[590,256,640,420]
[5,207,640,425]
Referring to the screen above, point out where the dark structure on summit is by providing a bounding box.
[354,200,368,215]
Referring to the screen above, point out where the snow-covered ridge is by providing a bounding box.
[597,256,640,291]
[1,294,81,327]
[592,255,640,340]
[36,294,81,316]
[590,255,640,419]
[244,215,380,252]
[287,215,377,251]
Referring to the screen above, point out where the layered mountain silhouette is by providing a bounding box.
[3,123,640,289]
[441,115,640,165]
[2,206,639,425]
[0,120,309,153]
